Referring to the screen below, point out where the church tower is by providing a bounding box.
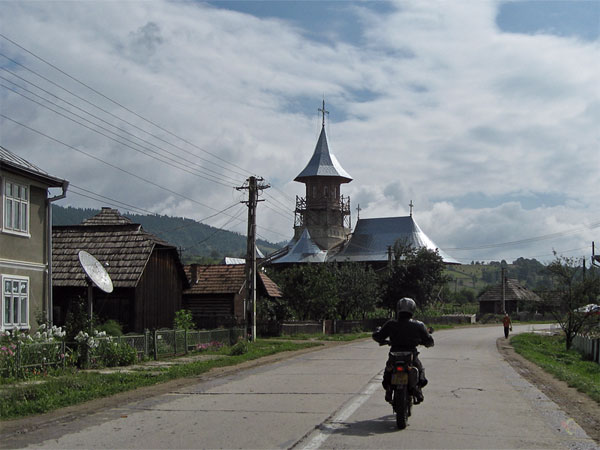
[293,102,352,250]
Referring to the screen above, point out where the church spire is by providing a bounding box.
[319,99,329,128]
[294,101,352,183]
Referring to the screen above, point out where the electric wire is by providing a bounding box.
[68,185,160,216]
[0,82,241,188]
[1,113,249,221]
[0,72,245,186]
[446,221,600,251]
[0,35,251,177]
[262,202,293,221]
[182,204,247,253]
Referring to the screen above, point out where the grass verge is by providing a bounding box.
[510,333,600,403]
[267,332,371,341]
[0,340,320,420]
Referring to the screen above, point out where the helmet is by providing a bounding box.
[397,297,416,316]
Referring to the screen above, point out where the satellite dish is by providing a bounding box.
[78,250,113,293]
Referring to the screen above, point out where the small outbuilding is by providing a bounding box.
[183,264,282,328]
[52,208,188,332]
[478,278,541,314]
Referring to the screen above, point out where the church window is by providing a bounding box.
[324,186,328,197]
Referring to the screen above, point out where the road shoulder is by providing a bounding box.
[497,337,599,444]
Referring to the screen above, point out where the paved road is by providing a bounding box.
[9,325,597,449]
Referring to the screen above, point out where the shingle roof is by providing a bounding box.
[183,264,282,297]
[294,126,352,183]
[82,207,134,226]
[478,279,542,303]
[0,145,66,187]
[52,208,180,288]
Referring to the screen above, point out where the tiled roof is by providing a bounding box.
[184,264,282,297]
[52,209,180,288]
[478,279,542,303]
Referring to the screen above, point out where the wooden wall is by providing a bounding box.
[134,247,183,331]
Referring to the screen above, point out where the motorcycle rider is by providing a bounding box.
[372,297,434,404]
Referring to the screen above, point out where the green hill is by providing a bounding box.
[443,258,555,301]
[52,205,284,264]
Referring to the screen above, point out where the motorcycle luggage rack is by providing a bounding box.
[389,351,414,363]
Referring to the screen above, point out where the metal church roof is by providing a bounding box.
[272,228,327,264]
[294,126,352,183]
[328,216,459,264]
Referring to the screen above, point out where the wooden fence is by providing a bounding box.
[573,335,600,363]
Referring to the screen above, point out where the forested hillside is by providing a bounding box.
[52,205,284,264]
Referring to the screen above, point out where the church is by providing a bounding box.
[273,102,459,266]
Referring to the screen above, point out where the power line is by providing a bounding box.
[182,204,248,253]
[1,82,242,188]
[446,221,600,251]
[0,72,245,186]
[68,185,160,216]
[1,113,249,221]
[0,35,252,177]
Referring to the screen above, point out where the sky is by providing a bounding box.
[1,0,599,264]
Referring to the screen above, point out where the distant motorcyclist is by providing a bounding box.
[372,297,434,404]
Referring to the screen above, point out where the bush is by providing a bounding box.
[95,340,137,367]
[229,340,249,356]
[96,320,123,337]
[174,309,195,330]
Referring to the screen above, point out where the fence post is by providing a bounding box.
[153,330,158,361]
[16,341,21,377]
[144,329,149,358]
[184,329,188,354]
[174,329,177,355]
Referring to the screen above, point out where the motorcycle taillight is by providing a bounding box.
[396,366,404,372]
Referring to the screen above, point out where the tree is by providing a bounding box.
[333,263,380,320]
[540,255,600,350]
[275,264,338,320]
[380,240,448,313]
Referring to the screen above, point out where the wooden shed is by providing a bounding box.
[183,264,282,328]
[52,208,188,332]
[478,278,541,314]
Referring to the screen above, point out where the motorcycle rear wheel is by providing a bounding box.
[393,387,408,429]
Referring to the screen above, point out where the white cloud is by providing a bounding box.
[1,1,598,261]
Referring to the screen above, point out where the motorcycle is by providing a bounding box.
[379,327,433,430]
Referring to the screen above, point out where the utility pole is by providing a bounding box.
[501,267,506,314]
[237,176,270,341]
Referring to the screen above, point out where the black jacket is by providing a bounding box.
[372,318,434,352]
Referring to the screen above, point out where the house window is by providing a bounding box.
[2,276,29,329]
[3,180,29,234]
[324,186,328,198]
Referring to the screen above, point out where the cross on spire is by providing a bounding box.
[409,200,414,217]
[356,203,361,220]
[318,99,329,128]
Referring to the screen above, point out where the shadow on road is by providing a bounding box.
[332,415,403,437]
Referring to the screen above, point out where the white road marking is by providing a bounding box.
[295,374,382,450]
